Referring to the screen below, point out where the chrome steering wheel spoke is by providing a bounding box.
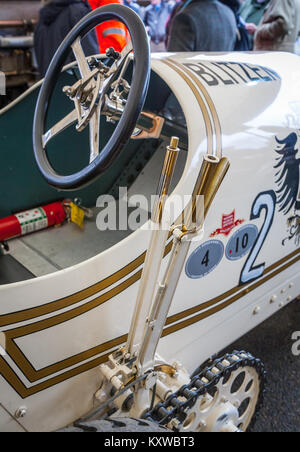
[43,109,78,147]
[43,41,132,155]
[71,37,92,80]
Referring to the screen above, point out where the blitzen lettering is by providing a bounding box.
[183,61,280,87]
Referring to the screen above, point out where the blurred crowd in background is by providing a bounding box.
[122,0,300,53]
[35,0,300,73]
[9,0,300,77]
[2,0,299,108]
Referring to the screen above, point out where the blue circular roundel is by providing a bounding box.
[186,240,224,279]
[225,224,258,261]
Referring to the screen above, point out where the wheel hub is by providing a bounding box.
[186,398,240,432]
[180,365,260,432]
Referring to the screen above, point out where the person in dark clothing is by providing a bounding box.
[167,0,237,52]
[34,0,99,77]
[144,0,173,51]
[220,0,251,50]
[165,0,184,48]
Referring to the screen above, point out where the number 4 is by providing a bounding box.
[202,250,209,267]
[240,191,276,285]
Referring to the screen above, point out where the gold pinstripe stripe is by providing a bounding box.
[0,352,112,399]
[4,243,173,339]
[162,59,214,156]
[0,253,147,327]
[166,59,223,159]
[166,247,300,327]
[163,251,300,336]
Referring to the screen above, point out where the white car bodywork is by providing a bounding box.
[0,51,299,432]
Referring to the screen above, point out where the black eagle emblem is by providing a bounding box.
[274,132,300,214]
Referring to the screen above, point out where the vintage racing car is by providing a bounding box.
[0,5,299,432]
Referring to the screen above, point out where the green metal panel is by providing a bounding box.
[0,71,144,217]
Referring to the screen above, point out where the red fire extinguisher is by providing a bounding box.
[0,202,67,242]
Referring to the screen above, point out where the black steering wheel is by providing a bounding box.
[33,4,150,190]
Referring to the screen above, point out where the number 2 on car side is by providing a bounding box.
[186,190,277,287]
[239,191,276,285]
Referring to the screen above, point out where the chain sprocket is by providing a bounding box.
[144,351,266,432]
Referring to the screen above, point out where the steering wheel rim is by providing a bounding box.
[33,4,150,190]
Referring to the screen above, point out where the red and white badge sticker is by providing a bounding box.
[210,210,244,238]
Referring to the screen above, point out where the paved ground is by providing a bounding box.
[223,298,300,432]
